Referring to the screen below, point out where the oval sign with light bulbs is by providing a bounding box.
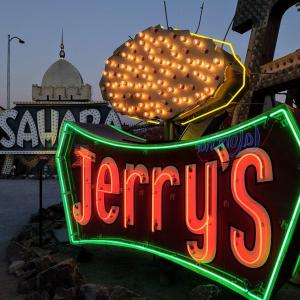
[100,25,246,124]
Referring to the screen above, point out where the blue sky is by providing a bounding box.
[0,0,299,108]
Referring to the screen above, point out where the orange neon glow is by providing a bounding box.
[123,164,149,228]
[186,162,218,263]
[214,144,229,171]
[151,166,180,232]
[96,157,120,224]
[72,147,95,225]
[230,148,273,268]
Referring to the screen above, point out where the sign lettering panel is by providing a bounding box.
[56,105,300,300]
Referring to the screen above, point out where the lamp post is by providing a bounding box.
[7,34,25,109]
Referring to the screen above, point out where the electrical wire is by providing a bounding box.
[195,1,204,34]
[163,1,170,29]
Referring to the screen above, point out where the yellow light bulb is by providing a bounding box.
[177,64,183,70]
[213,58,220,65]
[193,39,200,46]
[196,59,202,65]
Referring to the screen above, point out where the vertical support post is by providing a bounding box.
[39,167,43,247]
[163,120,175,141]
[7,34,10,110]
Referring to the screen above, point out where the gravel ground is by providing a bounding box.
[0,179,60,300]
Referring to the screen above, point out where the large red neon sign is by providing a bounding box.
[56,105,300,300]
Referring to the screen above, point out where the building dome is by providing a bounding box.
[32,33,91,102]
[41,59,83,88]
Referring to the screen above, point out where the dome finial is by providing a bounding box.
[59,29,65,59]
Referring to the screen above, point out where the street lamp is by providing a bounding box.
[7,34,25,109]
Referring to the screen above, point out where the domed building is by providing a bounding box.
[0,35,121,176]
[32,39,91,102]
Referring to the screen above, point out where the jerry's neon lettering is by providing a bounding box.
[151,166,180,232]
[123,164,149,228]
[72,146,273,268]
[230,148,272,268]
[72,147,95,225]
[96,157,120,224]
[186,162,218,263]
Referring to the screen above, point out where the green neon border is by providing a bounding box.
[56,104,300,300]
[292,254,300,278]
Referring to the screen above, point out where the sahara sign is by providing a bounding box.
[0,104,121,154]
[56,105,300,300]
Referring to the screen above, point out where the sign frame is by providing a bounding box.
[56,105,300,300]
